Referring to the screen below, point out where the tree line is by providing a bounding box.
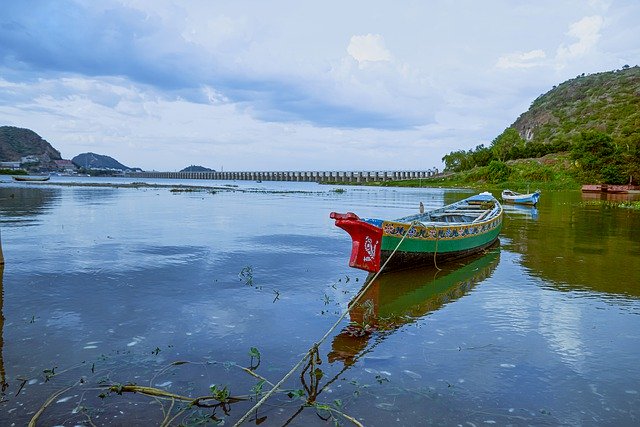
[442,128,639,185]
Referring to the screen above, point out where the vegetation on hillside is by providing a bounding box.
[72,152,139,171]
[441,66,640,186]
[181,165,216,172]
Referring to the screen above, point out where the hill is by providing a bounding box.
[180,165,215,172]
[72,152,139,171]
[513,66,639,147]
[0,126,62,162]
[440,66,640,186]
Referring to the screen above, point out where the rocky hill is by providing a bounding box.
[72,152,139,171]
[0,126,62,162]
[512,65,640,146]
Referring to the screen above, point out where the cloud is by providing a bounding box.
[556,15,604,63]
[496,49,547,69]
[347,34,392,64]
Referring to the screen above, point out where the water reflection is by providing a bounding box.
[501,191,640,298]
[581,191,640,202]
[0,186,60,225]
[329,247,500,366]
[71,187,119,205]
[0,263,5,394]
[503,204,538,220]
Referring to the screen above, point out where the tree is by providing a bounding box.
[571,131,626,184]
[442,150,470,172]
[491,128,525,161]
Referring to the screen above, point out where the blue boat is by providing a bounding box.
[501,189,540,206]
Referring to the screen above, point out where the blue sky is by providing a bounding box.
[1,0,638,171]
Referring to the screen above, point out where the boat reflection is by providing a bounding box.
[502,203,538,220]
[581,191,640,202]
[328,247,500,366]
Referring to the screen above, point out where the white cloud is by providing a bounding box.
[347,34,392,64]
[496,49,547,69]
[1,1,638,171]
[556,15,604,63]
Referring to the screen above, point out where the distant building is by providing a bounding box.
[54,159,77,173]
[21,155,40,164]
[0,161,21,170]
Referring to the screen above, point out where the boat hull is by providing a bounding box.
[11,175,50,182]
[331,194,503,273]
[501,191,540,205]
[377,217,501,271]
[379,233,500,271]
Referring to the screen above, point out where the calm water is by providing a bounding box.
[0,176,638,426]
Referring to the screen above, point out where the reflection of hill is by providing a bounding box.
[501,192,640,298]
[0,187,59,222]
[329,248,500,365]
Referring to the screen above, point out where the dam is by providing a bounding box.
[126,169,439,183]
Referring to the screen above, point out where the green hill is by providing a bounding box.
[513,66,639,148]
[180,165,215,172]
[440,66,640,186]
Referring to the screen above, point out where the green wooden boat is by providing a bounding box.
[330,192,503,273]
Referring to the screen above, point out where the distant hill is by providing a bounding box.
[0,126,62,162]
[72,152,140,171]
[180,165,215,172]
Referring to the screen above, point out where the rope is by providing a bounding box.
[428,224,442,271]
[233,220,421,426]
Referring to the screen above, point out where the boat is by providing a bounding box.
[581,184,640,194]
[330,192,502,273]
[501,189,540,205]
[11,174,50,182]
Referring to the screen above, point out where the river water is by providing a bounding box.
[0,176,638,426]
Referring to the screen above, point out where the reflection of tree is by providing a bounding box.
[501,192,640,297]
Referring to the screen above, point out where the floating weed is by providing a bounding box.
[238,266,254,286]
[152,347,161,355]
[333,188,346,193]
[272,290,280,303]
[248,347,261,370]
[23,343,368,426]
[375,374,389,384]
[579,200,640,210]
[323,294,332,305]
[43,367,57,382]
[251,379,266,398]
[209,384,230,403]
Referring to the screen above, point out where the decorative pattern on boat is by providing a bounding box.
[381,216,502,240]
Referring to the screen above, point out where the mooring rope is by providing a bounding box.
[233,220,422,426]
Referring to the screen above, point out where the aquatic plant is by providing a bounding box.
[579,200,640,210]
[238,265,254,286]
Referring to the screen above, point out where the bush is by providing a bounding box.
[487,160,511,183]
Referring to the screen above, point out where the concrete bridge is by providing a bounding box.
[126,169,439,183]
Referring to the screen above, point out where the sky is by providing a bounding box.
[0,0,638,172]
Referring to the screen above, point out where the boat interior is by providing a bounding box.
[397,199,500,225]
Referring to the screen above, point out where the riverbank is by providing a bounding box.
[330,153,582,192]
